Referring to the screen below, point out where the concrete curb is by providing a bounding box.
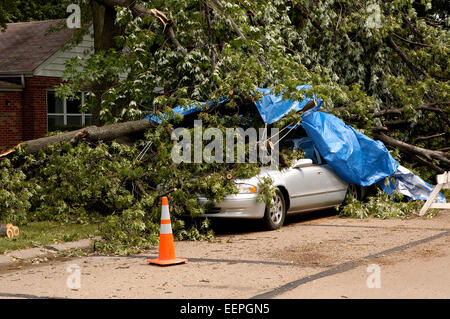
[0,238,95,266]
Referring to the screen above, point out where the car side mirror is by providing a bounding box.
[293,158,313,168]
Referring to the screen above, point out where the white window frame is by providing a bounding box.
[47,90,92,131]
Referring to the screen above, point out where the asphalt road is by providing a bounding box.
[1,210,449,299]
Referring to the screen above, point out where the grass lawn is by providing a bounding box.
[0,221,99,254]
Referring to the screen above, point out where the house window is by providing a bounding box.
[47,91,92,131]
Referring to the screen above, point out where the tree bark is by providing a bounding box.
[92,0,121,52]
[1,119,155,156]
[91,0,126,126]
[0,224,14,238]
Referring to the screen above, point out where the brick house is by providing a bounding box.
[0,19,94,150]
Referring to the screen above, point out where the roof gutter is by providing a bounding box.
[0,74,26,91]
[0,71,34,77]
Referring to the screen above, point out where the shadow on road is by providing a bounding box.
[285,208,338,227]
[206,208,338,236]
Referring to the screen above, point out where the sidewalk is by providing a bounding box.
[0,238,94,266]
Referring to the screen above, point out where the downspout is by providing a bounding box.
[21,74,25,142]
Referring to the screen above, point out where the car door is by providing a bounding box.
[313,163,348,207]
[282,138,347,212]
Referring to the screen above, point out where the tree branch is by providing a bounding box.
[402,13,424,42]
[415,133,446,142]
[372,102,450,118]
[207,0,246,39]
[204,1,217,73]
[95,0,187,55]
[409,154,445,174]
[419,102,450,113]
[393,33,432,48]
[206,0,264,65]
[372,109,403,117]
[373,132,450,167]
[294,2,323,32]
[387,35,427,79]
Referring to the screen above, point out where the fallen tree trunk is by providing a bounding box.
[0,224,14,238]
[1,118,155,157]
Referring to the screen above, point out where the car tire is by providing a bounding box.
[346,184,366,201]
[263,189,286,230]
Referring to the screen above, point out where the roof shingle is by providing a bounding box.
[0,20,74,75]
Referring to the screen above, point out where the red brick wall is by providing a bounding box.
[0,76,61,150]
[0,91,23,150]
[23,76,61,141]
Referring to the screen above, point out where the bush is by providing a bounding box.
[0,166,38,225]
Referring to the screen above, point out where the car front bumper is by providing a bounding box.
[198,193,266,219]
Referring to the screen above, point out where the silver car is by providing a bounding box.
[199,137,364,230]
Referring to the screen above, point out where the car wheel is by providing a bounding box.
[346,184,366,201]
[347,184,359,200]
[263,189,286,230]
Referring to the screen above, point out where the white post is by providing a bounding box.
[419,171,450,216]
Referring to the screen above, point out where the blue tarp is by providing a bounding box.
[145,104,202,123]
[300,110,399,186]
[146,86,319,124]
[378,165,446,203]
[144,97,229,123]
[254,85,322,124]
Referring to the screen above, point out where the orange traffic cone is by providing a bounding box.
[147,196,188,266]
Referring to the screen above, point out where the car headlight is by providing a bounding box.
[236,183,258,194]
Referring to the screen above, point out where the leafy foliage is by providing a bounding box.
[0,167,36,225]
[0,0,76,30]
[339,188,434,219]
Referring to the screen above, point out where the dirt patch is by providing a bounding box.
[368,244,447,267]
[272,240,353,267]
